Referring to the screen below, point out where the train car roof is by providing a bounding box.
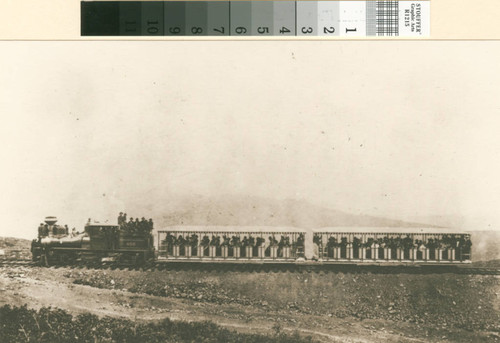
[85,223,119,227]
[158,226,307,234]
[313,227,469,234]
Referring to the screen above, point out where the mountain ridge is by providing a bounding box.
[121,193,433,229]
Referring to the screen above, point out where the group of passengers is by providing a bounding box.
[162,233,305,258]
[316,234,472,254]
[117,212,154,235]
[163,233,304,249]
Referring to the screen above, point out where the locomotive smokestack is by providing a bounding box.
[44,216,58,225]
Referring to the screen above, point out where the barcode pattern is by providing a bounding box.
[376,1,399,36]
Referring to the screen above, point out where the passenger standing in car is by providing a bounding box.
[242,236,249,247]
[464,237,472,255]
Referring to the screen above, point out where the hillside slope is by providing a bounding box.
[0,237,31,260]
[123,194,428,229]
[0,237,31,250]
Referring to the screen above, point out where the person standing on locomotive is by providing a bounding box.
[140,217,147,234]
[43,224,49,237]
[118,212,125,226]
[127,217,135,233]
[38,223,44,239]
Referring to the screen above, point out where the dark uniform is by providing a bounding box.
[256,237,265,247]
[242,236,249,247]
[210,235,218,246]
[43,224,49,237]
[201,235,210,247]
[38,223,44,239]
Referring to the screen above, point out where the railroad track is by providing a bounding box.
[0,260,35,267]
[1,259,499,275]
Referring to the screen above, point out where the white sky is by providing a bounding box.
[1,41,500,239]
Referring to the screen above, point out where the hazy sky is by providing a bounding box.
[1,41,500,239]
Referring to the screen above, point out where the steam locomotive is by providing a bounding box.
[31,216,154,266]
[31,214,472,266]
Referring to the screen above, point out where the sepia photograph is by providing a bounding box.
[0,41,499,342]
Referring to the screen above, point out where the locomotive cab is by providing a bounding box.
[84,223,120,250]
[84,220,155,264]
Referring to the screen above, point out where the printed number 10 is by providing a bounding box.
[147,20,159,34]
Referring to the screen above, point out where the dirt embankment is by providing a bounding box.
[67,268,500,331]
[1,265,499,343]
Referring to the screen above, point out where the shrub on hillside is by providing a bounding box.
[0,305,315,343]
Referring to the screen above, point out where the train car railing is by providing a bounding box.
[313,231,472,263]
[157,229,306,261]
